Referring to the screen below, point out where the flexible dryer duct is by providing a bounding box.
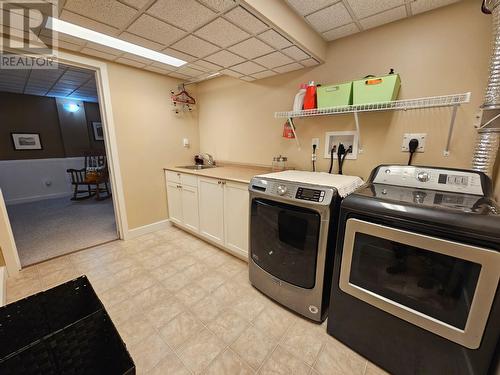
[472,1,500,177]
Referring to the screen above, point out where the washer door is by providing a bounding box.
[250,198,320,289]
[339,218,500,349]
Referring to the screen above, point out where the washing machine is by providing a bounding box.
[248,170,363,322]
[327,165,500,375]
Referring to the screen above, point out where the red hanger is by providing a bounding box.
[171,84,196,105]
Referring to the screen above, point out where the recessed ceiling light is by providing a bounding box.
[46,17,187,68]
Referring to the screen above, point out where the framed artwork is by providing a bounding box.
[11,133,42,150]
[92,122,104,141]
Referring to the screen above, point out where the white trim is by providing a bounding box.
[0,266,6,306]
[125,219,170,240]
[0,189,21,276]
[6,192,72,206]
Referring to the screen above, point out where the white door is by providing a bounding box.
[224,181,249,256]
[181,185,199,232]
[166,181,182,225]
[198,177,224,244]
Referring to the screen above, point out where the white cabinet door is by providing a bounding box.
[198,177,224,245]
[181,185,199,232]
[224,181,249,256]
[166,181,182,225]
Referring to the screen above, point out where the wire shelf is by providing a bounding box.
[274,92,471,119]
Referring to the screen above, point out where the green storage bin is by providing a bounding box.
[317,82,353,108]
[353,74,401,104]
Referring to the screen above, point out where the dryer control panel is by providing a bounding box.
[372,166,485,196]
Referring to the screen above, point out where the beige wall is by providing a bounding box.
[106,63,199,229]
[198,0,500,200]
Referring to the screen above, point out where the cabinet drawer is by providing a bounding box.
[166,170,181,183]
[181,173,198,188]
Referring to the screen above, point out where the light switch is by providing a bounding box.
[183,138,190,148]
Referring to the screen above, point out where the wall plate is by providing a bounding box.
[324,131,358,160]
[401,133,426,152]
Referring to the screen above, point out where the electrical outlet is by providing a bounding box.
[311,138,320,148]
[401,133,426,152]
[324,131,358,160]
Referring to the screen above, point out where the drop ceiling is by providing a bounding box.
[0,63,98,102]
[37,0,320,82]
[285,0,461,41]
[0,0,462,84]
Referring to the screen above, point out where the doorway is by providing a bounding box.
[0,56,126,268]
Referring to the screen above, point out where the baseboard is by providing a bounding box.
[6,192,72,206]
[124,219,171,240]
[0,266,6,307]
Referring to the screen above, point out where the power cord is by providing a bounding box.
[337,143,351,175]
[328,145,336,173]
[408,138,419,165]
[312,144,317,172]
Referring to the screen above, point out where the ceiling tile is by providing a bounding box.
[194,18,250,48]
[197,0,236,12]
[240,76,256,82]
[230,61,265,75]
[251,70,277,79]
[128,14,186,46]
[224,6,268,34]
[176,66,204,77]
[347,0,404,18]
[285,0,336,16]
[163,48,197,62]
[120,0,150,9]
[187,63,210,72]
[64,0,136,29]
[195,60,223,71]
[254,51,294,69]
[220,69,243,78]
[150,61,176,70]
[171,35,219,57]
[205,50,244,67]
[257,30,292,50]
[360,6,406,30]
[120,53,155,65]
[115,57,147,68]
[273,62,304,74]
[411,0,460,15]
[306,2,352,33]
[41,29,86,45]
[80,47,117,61]
[228,38,274,59]
[60,10,119,35]
[145,66,171,75]
[120,32,165,51]
[58,40,82,52]
[281,46,309,61]
[148,0,216,31]
[85,42,122,56]
[167,72,190,80]
[322,23,359,41]
[301,58,320,67]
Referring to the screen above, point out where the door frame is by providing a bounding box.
[1,50,129,275]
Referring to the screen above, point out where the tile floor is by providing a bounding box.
[6,224,388,375]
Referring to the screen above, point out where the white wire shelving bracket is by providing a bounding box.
[275,92,471,156]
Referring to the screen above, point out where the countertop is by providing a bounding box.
[164,165,272,184]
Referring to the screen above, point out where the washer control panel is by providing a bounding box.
[249,177,335,205]
[373,166,484,195]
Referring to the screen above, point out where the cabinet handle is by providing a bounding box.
[177,173,181,176]
[177,185,182,189]
[217,181,221,184]
[222,181,226,185]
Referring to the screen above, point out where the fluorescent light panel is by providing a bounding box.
[47,17,187,67]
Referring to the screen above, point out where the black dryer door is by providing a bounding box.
[250,198,321,289]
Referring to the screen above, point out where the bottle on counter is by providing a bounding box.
[272,155,288,171]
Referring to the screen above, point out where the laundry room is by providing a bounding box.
[0,1,499,375]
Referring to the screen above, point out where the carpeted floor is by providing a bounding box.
[7,197,118,266]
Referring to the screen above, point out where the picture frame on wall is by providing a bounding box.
[11,133,43,150]
[92,122,104,141]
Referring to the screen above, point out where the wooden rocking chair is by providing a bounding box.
[67,152,112,201]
